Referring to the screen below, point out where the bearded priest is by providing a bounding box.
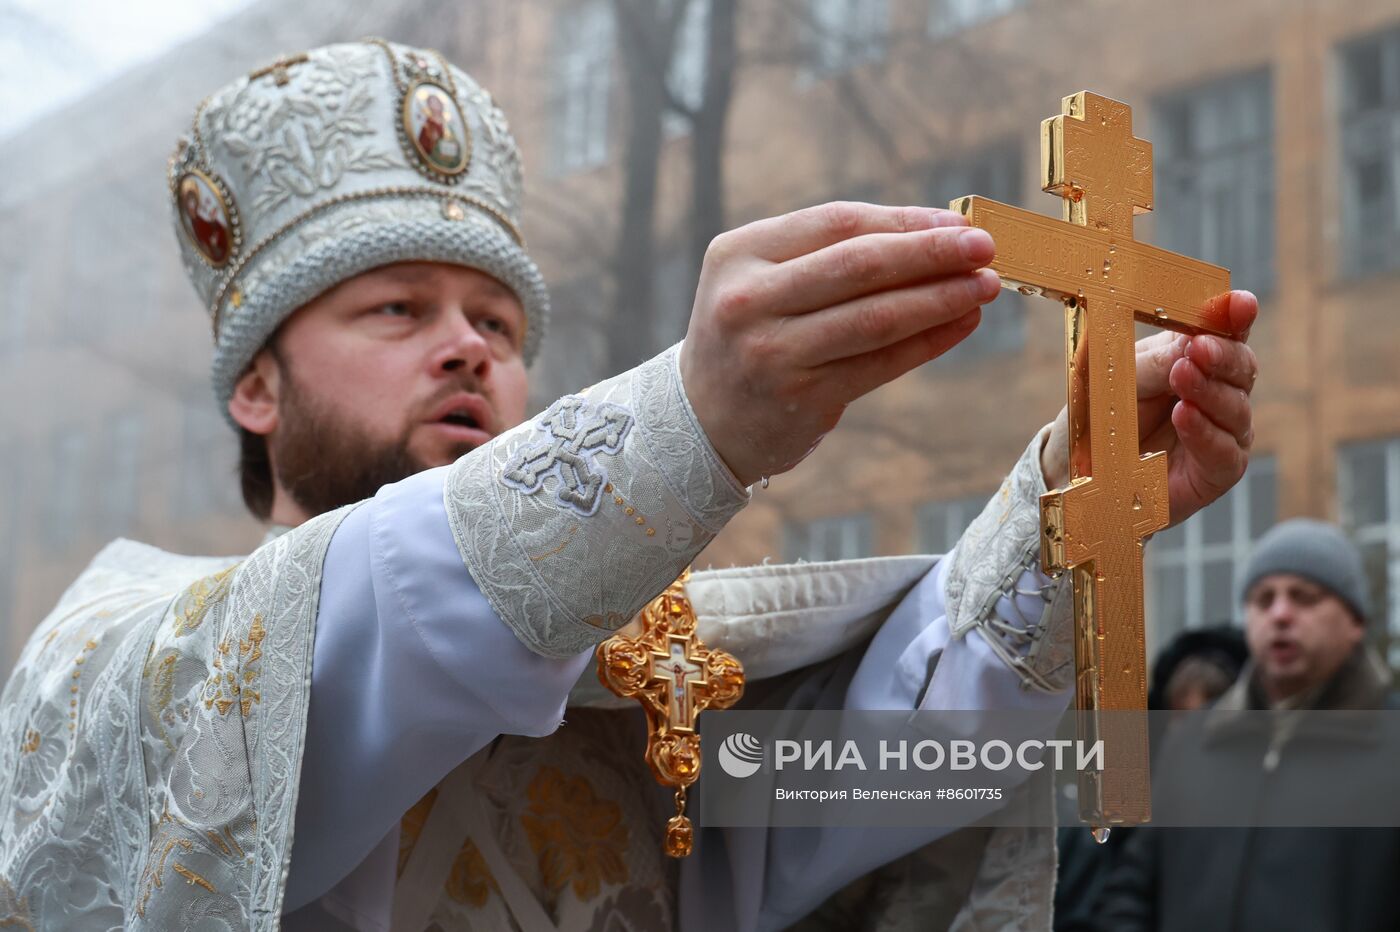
[0,40,1259,932]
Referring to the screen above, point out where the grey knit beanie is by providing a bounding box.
[1239,518,1372,622]
[167,39,549,419]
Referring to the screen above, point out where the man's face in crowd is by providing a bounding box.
[1243,573,1364,701]
[231,262,529,519]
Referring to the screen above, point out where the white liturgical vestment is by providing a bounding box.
[0,346,1073,931]
[279,463,1070,932]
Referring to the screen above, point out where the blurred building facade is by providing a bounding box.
[2,0,1400,673]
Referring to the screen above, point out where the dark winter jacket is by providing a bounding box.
[1096,647,1400,932]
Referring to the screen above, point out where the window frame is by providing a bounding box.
[1338,436,1400,665]
[1337,25,1400,279]
[1151,67,1276,296]
[915,494,990,555]
[923,139,1028,361]
[1146,455,1278,651]
[786,512,875,562]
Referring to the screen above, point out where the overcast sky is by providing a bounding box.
[0,0,257,140]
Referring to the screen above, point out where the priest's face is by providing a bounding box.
[237,262,530,519]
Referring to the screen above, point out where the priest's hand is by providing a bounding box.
[679,202,999,487]
[1040,290,1259,527]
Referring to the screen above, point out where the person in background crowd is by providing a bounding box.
[1096,518,1400,932]
[1151,624,1250,715]
[1053,624,1247,931]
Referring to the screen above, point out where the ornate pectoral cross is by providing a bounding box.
[952,92,1231,829]
[598,570,744,856]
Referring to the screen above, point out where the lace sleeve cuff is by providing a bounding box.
[944,425,1074,693]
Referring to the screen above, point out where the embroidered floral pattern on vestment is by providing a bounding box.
[520,765,629,903]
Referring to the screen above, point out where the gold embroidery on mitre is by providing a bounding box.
[208,185,524,340]
[247,52,310,87]
[520,765,628,903]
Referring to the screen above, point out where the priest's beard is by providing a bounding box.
[269,369,475,518]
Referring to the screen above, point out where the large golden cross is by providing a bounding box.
[598,570,744,856]
[951,92,1231,828]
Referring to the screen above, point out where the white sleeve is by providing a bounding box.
[681,430,1075,932]
[751,559,1071,930]
[282,466,593,911]
[285,346,749,911]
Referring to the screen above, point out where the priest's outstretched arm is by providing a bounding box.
[279,202,1259,918]
[283,308,1260,923]
[696,290,1262,931]
[683,424,1077,932]
[285,202,1005,907]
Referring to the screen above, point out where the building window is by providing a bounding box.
[928,0,1025,39]
[552,0,615,175]
[1339,26,1400,278]
[925,140,1027,360]
[1147,455,1277,652]
[916,494,989,554]
[804,0,889,77]
[665,0,709,136]
[1338,437,1400,665]
[1154,69,1274,294]
[787,513,874,562]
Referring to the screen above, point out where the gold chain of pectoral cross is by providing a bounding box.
[597,569,744,857]
[953,91,1231,834]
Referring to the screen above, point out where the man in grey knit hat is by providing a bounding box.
[1101,519,1398,932]
[1239,518,1377,707]
[0,40,1262,931]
